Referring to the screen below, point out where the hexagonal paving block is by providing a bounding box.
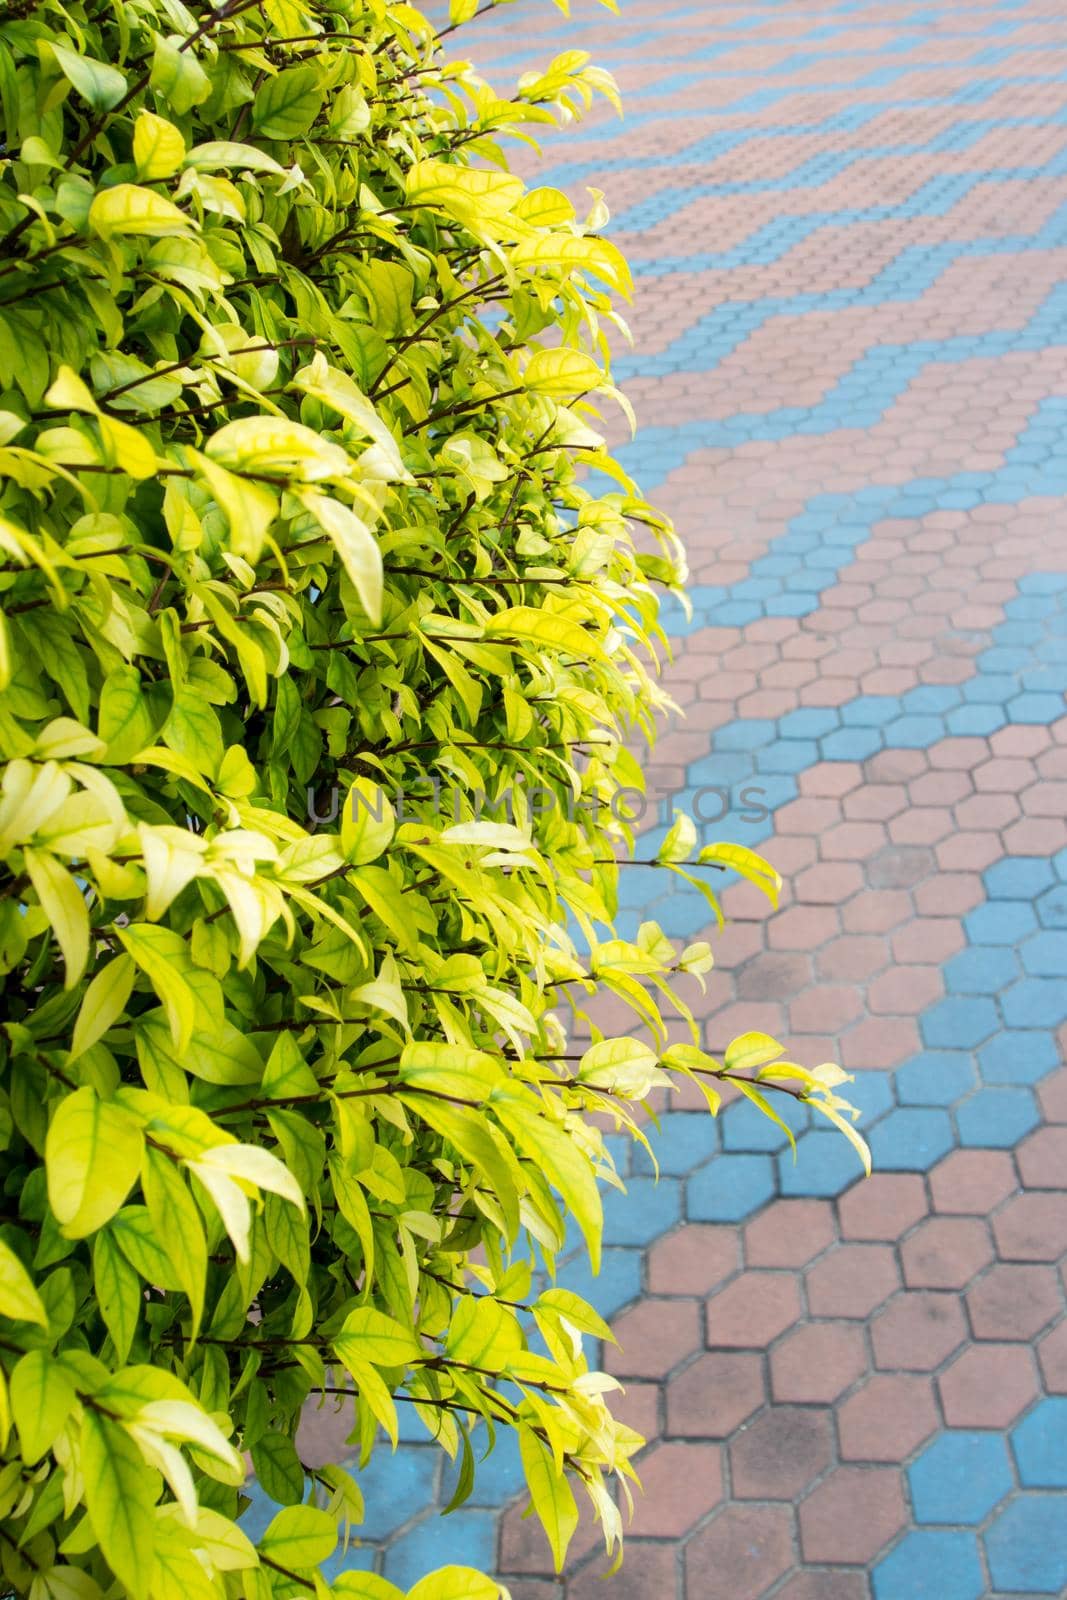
[806,1243,900,1318]
[955,1085,1041,1149]
[687,1152,777,1222]
[605,1299,701,1380]
[799,1466,906,1564]
[985,1494,1067,1595]
[873,1530,986,1600]
[837,1372,939,1463]
[774,1574,867,1600]
[966,1263,1063,1342]
[838,1173,929,1239]
[901,1217,993,1289]
[1017,1125,1067,1187]
[929,1149,1018,1214]
[939,1344,1041,1428]
[896,1049,977,1106]
[993,1192,1067,1261]
[706,1270,801,1349]
[1011,1397,1067,1488]
[1038,1321,1067,1393]
[744,1199,836,1268]
[978,1030,1059,1086]
[771,1322,867,1405]
[568,1540,676,1600]
[647,1224,740,1296]
[626,1442,725,1537]
[869,1106,955,1170]
[921,996,1000,1049]
[729,1404,833,1499]
[908,1430,1015,1524]
[872,1291,968,1371]
[666,1351,766,1440]
[685,1504,794,1600]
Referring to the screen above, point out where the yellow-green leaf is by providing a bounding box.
[80,1410,157,1600]
[0,1240,47,1326]
[23,848,89,988]
[258,1506,336,1570]
[88,184,192,239]
[45,1086,143,1238]
[132,112,185,180]
[518,1428,578,1573]
[70,954,135,1061]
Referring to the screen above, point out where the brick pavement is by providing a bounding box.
[260,1,1067,1593]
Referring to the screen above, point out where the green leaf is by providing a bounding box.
[251,66,324,140]
[335,1306,420,1368]
[493,1097,601,1273]
[258,1506,337,1569]
[50,43,126,111]
[250,1433,303,1506]
[139,1151,207,1338]
[45,1086,143,1238]
[11,1349,76,1462]
[97,668,157,765]
[92,1229,140,1362]
[80,1410,157,1600]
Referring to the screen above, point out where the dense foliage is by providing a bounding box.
[0,0,870,1594]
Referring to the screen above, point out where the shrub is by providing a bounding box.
[0,0,869,1594]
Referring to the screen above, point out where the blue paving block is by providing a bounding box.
[847,1070,897,1128]
[910,1431,1015,1525]
[956,1086,1039,1148]
[1012,1399,1067,1488]
[633,1111,718,1174]
[688,1151,776,1220]
[778,1127,867,1197]
[321,1543,377,1581]
[868,1107,955,1170]
[896,1050,977,1106]
[944,946,1020,994]
[965,900,1039,945]
[977,1031,1059,1086]
[820,725,886,761]
[439,1426,525,1510]
[557,1246,643,1323]
[1019,931,1067,976]
[1002,977,1067,1029]
[985,1495,1067,1594]
[346,1448,439,1540]
[383,1508,497,1588]
[984,859,1058,900]
[1008,692,1065,722]
[1034,884,1067,928]
[601,1176,682,1246]
[721,1091,811,1153]
[873,1529,986,1600]
[922,996,1001,1049]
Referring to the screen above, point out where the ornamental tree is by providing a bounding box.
[0,0,869,1595]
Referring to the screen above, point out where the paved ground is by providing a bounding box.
[294,0,1067,1593]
